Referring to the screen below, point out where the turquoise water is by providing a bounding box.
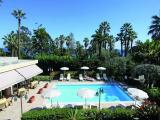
[47,84,133,103]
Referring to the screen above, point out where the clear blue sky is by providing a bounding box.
[0,0,160,48]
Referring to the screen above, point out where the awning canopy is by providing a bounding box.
[0,70,25,91]
[16,65,43,79]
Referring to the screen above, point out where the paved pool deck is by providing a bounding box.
[0,80,136,120]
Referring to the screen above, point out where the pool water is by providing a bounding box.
[46,84,133,104]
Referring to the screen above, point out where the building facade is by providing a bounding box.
[0,57,43,98]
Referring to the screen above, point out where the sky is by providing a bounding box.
[0,0,160,48]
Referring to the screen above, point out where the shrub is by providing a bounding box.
[32,75,51,81]
[135,104,160,120]
[22,108,136,120]
[131,64,160,88]
[147,88,160,106]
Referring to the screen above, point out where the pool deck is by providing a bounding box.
[0,80,137,120]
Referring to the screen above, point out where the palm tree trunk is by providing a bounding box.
[99,43,101,57]
[109,41,112,53]
[61,45,63,56]
[130,40,133,54]
[11,47,14,57]
[18,18,21,59]
[121,41,123,56]
[124,40,127,57]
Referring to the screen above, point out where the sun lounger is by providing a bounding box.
[28,96,35,103]
[59,74,64,81]
[85,76,95,81]
[79,74,84,81]
[43,83,48,88]
[96,73,101,81]
[0,98,8,110]
[67,73,71,81]
[134,75,145,83]
[103,73,108,81]
[7,96,13,106]
[30,81,38,89]
[0,103,6,110]
[37,88,43,94]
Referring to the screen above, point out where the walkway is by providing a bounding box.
[0,81,54,120]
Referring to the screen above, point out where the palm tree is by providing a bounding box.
[117,23,137,56]
[116,32,124,56]
[107,35,115,52]
[65,33,74,54]
[2,31,18,56]
[76,41,83,57]
[92,21,110,57]
[59,35,66,55]
[55,38,59,48]
[148,15,160,41]
[83,37,89,56]
[12,9,26,58]
[90,39,97,55]
[66,36,71,49]
[83,37,89,50]
[130,31,137,53]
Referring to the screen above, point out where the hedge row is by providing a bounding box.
[22,104,160,120]
[32,75,51,81]
[22,108,135,120]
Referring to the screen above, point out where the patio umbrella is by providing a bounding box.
[77,88,96,108]
[127,88,149,99]
[81,66,89,75]
[97,67,106,75]
[42,88,61,107]
[60,67,69,71]
[60,67,69,78]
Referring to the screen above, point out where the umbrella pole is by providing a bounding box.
[51,98,53,107]
[85,98,87,109]
[57,101,58,108]
[63,71,65,81]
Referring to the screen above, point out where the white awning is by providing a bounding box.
[16,65,43,79]
[0,70,25,91]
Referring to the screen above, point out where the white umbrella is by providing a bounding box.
[97,67,106,75]
[81,66,89,75]
[128,88,149,99]
[60,67,69,71]
[42,89,61,106]
[60,67,69,78]
[77,88,96,108]
[81,66,89,70]
[97,67,106,70]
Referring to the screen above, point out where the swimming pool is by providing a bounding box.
[45,83,133,104]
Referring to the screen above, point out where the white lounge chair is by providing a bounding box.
[59,74,64,81]
[85,76,95,82]
[103,73,108,81]
[134,75,145,83]
[67,73,71,81]
[79,74,84,81]
[96,73,101,81]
